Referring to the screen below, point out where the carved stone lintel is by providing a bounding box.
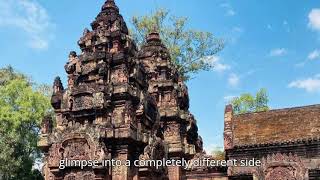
[259,153,307,180]
[229,153,308,180]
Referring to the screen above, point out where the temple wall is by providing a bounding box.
[186,174,228,180]
[226,144,320,179]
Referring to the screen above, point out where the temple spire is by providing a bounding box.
[146,26,161,43]
[102,0,119,11]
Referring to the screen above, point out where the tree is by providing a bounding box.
[230,88,269,115]
[131,8,224,81]
[0,66,51,180]
[211,147,225,160]
[0,65,27,85]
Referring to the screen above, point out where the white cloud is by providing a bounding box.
[227,9,236,16]
[289,75,320,93]
[269,48,287,57]
[308,49,320,60]
[283,20,291,32]
[232,26,244,33]
[308,8,320,31]
[228,73,239,87]
[220,3,236,17]
[228,26,244,44]
[202,55,231,73]
[220,3,229,8]
[294,61,306,68]
[267,24,272,30]
[0,0,54,50]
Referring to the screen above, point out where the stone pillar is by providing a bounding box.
[138,167,154,180]
[224,104,234,150]
[112,149,131,180]
[168,164,182,180]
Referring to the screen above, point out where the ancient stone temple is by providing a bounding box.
[40,1,320,179]
[38,0,212,179]
[137,30,204,179]
[224,104,320,180]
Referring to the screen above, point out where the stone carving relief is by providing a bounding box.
[139,135,168,177]
[113,106,126,126]
[112,68,128,84]
[41,1,201,180]
[81,61,97,75]
[64,173,76,180]
[164,123,180,137]
[257,153,307,180]
[64,171,95,180]
[266,166,295,180]
[124,102,135,125]
[47,130,110,168]
[93,92,104,109]
[224,133,233,150]
[111,20,121,32]
[73,95,93,111]
[110,40,121,53]
[62,138,91,160]
[48,143,63,167]
[186,152,213,172]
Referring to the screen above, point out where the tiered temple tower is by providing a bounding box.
[39,0,164,179]
[138,31,202,179]
[38,1,320,179]
[39,1,202,180]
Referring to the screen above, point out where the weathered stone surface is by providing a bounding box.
[40,0,225,179]
[232,104,320,147]
[40,0,163,179]
[225,104,320,179]
[42,0,320,179]
[138,31,202,160]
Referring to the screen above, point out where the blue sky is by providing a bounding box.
[0,0,320,152]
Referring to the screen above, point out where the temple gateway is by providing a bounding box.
[38,0,320,179]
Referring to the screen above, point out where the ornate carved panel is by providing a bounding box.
[48,143,63,167]
[73,96,94,110]
[81,61,97,75]
[266,166,295,180]
[111,68,128,84]
[62,138,91,160]
[224,133,233,150]
[63,171,95,180]
[164,123,180,137]
[257,153,307,180]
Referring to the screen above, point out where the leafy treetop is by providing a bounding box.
[130,8,224,81]
[230,88,269,115]
[0,66,51,180]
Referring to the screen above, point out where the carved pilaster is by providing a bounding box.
[224,104,234,150]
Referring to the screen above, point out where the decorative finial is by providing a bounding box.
[151,24,158,33]
[102,0,119,12]
[146,26,161,43]
[225,104,233,113]
[69,51,77,58]
[53,76,64,94]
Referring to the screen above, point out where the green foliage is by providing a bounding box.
[0,66,50,180]
[231,88,269,115]
[131,8,224,81]
[211,147,225,160]
[0,65,27,86]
